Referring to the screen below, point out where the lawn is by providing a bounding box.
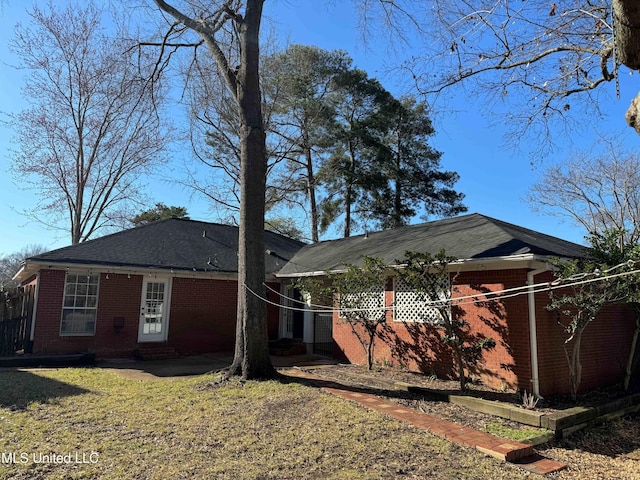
[0,367,537,480]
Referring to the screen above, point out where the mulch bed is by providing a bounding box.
[298,364,640,479]
[299,363,638,434]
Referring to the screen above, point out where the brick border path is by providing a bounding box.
[284,368,566,476]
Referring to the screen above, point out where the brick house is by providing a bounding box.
[13,218,304,359]
[14,213,636,396]
[276,213,637,397]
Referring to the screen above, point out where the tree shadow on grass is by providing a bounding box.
[278,370,426,404]
[0,370,90,410]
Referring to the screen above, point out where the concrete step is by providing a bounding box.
[134,345,179,361]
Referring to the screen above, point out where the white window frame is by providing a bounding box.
[393,275,450,324]
[60,272,100,336]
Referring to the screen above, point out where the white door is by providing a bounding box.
[138,278,171,342]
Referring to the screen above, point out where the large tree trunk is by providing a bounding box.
[226,0,276,380]
[614,0,640,134]
[152,0,275,380]
[344,140,356,238]
[613,0,640,70]
[305,146,319,243]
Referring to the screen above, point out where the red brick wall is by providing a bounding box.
[32,271,281,357]
[32,271,143,355]
[332,268,637,396]
[332,269,530,390]
[31,270,66,353]
[168,277,237,354]
[535,291,635,396]
[168,278,280,355]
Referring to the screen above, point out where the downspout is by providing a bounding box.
[29,271,41,348]
[527,267,548,398]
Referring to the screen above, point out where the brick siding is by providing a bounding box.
[332,268,637,396]
[31,270,280,358]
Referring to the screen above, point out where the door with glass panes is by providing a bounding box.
[138,278,171,342]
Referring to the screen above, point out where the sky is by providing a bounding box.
[1,0,640,256]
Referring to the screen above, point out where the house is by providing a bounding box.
[12,218,304,359]
[276,213,637,397]
[13,213,636,396]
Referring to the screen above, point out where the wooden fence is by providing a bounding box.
[0,285,35,356]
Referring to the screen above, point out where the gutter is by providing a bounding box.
[527,266,549,398]
[13,260,243,283]
[29,271,41,345]
[276,253,552,278]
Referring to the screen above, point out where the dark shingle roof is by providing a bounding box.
[27,218,305,275]
[277,213,585,276]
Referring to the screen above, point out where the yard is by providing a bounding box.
[0,367,535,480]
[0,365,638,479]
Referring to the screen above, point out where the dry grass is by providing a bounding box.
[0,367,540,480]
[305,364,640,480]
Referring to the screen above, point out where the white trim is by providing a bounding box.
[527,267,549,398]
[60,271,100,336]
[29,271,41,342]
[14,261,252,283]
[276,254,554,278]
[138,276,172,343]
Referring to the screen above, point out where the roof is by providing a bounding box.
[277,213,586,276]
[19,218,305,277]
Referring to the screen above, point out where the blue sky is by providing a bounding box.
[1,0,639,255]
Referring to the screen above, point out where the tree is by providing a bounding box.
[150,0,275,380]
[297,257,390,370]
[319,68,392,238]
[319,74,465,237]
[395,250,495,391]
[588,230,640,391]
[527,141,640,246]
[0,244,47,289]
[131,203,189,226]
[365,96,466,230]
[545,230,637,400]
[399,1,640,148]
[9,2,170,244]
[264,217,303,241]
[181,35,297,227]
[547,258,609,401]
[615,0,640,132]
[266,45,351,243]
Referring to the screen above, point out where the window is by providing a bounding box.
[393,275,450,323]
[61,273,99,336]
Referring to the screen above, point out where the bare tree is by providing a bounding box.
[149,0,275,380]
[527,139,640,245]
[181,38,307,234]
[372,1,640,149]
[9,2,170,244]
[405,2,617,149]
[0,244,47,288]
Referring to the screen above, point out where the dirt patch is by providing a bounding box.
[301,364,640,480]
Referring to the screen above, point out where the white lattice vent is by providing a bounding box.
[338,288,385,320]
[393,275,450,323]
